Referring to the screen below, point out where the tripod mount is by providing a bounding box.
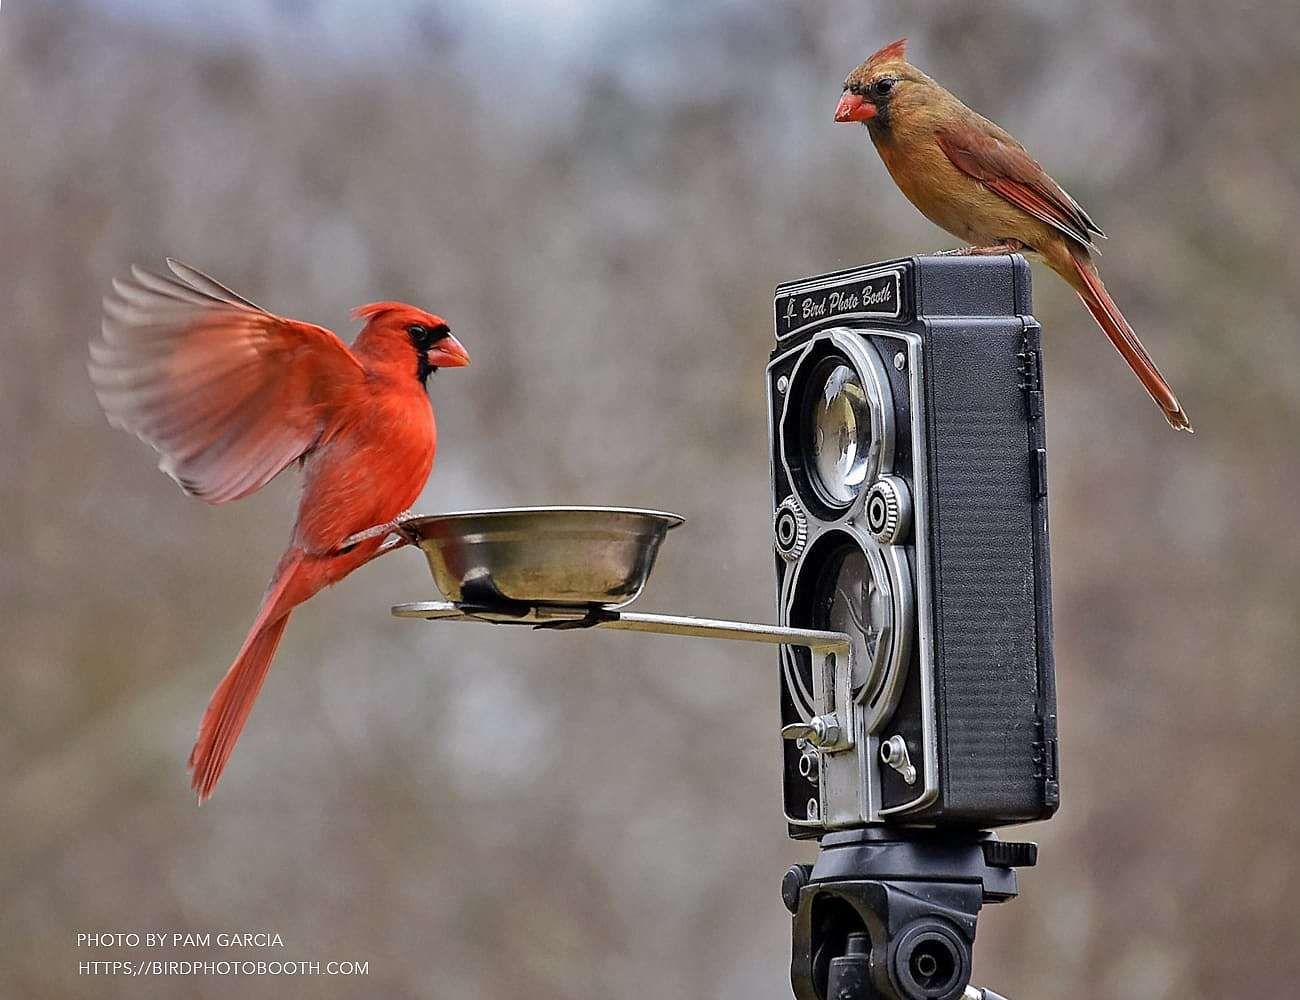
[783,828,1034,1000]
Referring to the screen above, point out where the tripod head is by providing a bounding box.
[783,828,1036,1000]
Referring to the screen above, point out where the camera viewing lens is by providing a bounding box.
[802,359,874,507]
[779,335,893,521]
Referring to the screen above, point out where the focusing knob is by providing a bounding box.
[864,476,911,545]
[774,496,809,562]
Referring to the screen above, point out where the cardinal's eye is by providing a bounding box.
[407,322,449,351]
[873,78,895,97]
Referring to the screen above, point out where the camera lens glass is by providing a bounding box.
[802,358,874,507]
[785,532,906,727]
[817,544,891,679]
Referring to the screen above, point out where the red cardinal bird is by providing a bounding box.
[89,260,470,801]
[835,39,1192,431]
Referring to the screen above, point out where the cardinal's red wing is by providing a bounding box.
[936,123,1103,249]
[90,260,365,504]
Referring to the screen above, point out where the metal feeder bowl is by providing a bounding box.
[402,506,684,612]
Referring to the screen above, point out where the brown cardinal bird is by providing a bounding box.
[89,260,470,801]
[835,38,1191,431]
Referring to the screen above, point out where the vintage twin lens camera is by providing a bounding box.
[768,254,1058,834]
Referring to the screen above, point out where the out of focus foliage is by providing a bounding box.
[3,2,1298,998]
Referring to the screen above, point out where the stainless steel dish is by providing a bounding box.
[403,506,684,609]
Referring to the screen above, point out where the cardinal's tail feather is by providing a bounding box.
[1066,249,1193,432]
[188,551,304,803]
[188,614,290,803]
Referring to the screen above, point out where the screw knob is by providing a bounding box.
[774,496,809,562]
[864,476,911,545]
[782,716,841,748]
[981,840,1039,869]
[781,864,813,914]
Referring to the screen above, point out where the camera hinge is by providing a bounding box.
[1033,714,1060,810]
[1017,343,1044,421]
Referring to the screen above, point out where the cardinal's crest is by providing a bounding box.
[867,38,908,66]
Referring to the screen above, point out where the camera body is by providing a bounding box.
[768,254,1057,834]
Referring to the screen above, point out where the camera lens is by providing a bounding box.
[818,544,891,677]
[784,531,910,732]
[802,359,874,507]
[779,332,893,521]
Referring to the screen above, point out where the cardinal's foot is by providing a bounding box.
[932,241,1025,257]
[339,510,420,552]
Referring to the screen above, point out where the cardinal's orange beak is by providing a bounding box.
[429,333,470,368]
[835,92,877,123]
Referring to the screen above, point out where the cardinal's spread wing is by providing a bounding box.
[89,260,365,504]
[936,123,1105,250]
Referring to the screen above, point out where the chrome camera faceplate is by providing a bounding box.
[772,327,932,829]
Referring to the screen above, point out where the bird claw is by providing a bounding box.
[391,512,423,545]
[932,242,1025,258]
[931,241,1027,258]
[339,523,391,549]
[339,510,422,551]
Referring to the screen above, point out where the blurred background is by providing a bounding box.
[4,1,1299,997]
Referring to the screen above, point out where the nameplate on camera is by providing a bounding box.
[774,266,903,341]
